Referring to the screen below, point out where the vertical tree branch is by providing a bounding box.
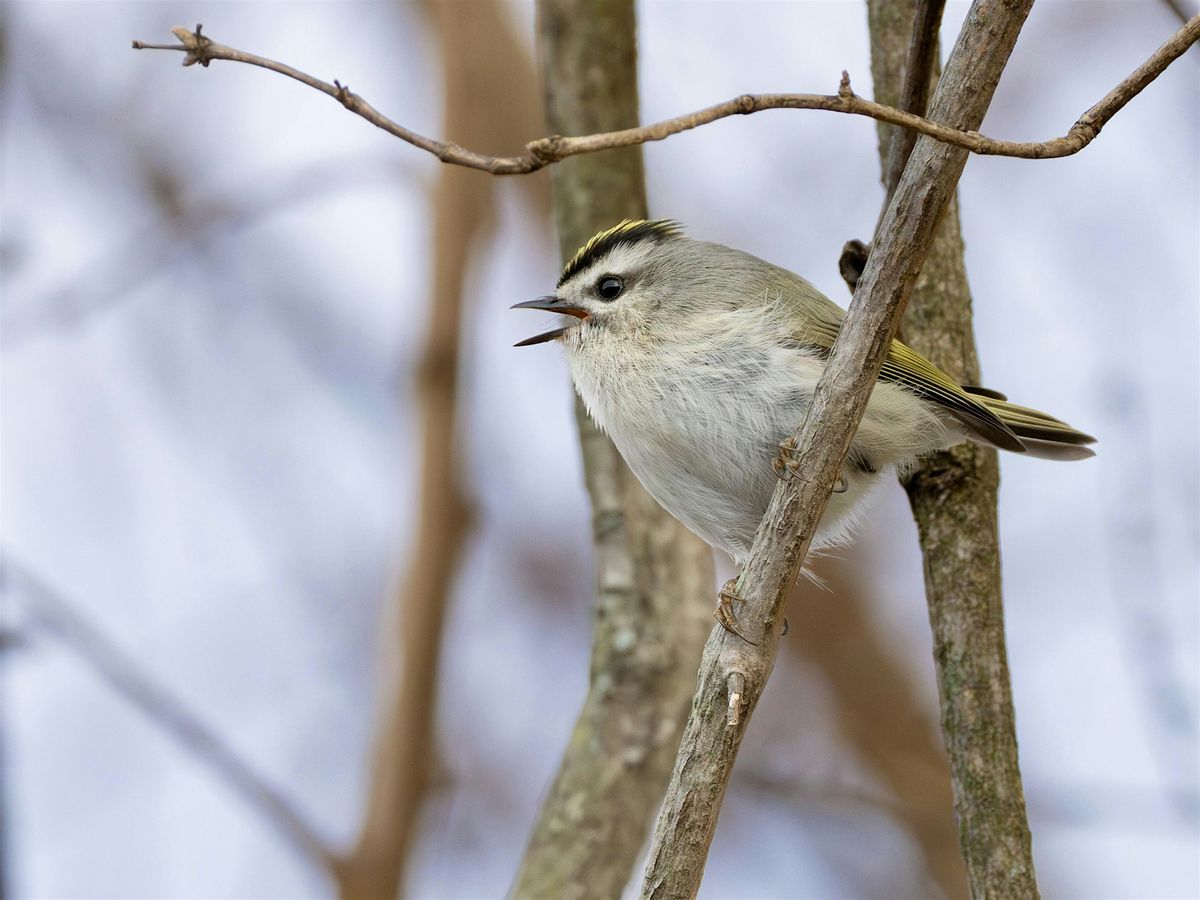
[864,0,1039,895]
[641,1,1035,896]
[337,6,543,897]
[510,2,716,897]
[790,563,967,897]
[881,0,947,208]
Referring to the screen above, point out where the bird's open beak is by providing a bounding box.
[511,295,589,347]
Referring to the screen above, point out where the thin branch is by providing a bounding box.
[0,550,336,873]
[882,0,947,205]
[639,0,1037,895]
[1,156,419,351]
[334,4,534,896]
[132,17,1200,174]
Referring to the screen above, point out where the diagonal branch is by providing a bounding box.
[132,17,1200,174]
[0,551,336,874]
[639,0,1036,895]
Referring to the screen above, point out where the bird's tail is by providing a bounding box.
[963,387,1096,461]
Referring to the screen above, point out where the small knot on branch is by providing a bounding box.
[838,70,854,99]
[333,79,354,107]
[131,24,212,63]
[170,24,214,67]
[726,671,747,728]
[1067,116,1101,147]
[734,94,757,114]
[525,135,564,167]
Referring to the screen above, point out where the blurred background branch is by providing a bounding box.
[789,561,966,898]
[335,4,548,898]
[1,155,421,351]
[0,551,336,874]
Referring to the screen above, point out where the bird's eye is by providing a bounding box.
[596,275,624,301]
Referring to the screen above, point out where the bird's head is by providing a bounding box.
[512,219,691,347]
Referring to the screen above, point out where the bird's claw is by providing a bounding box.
[774,436,848,493]
[772,436,801,480]
[715,578,758,645]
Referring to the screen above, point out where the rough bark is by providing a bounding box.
[509,2,716,898]
[641,2,1035,896]
[791,563,967,898]
[865,1,1039,896]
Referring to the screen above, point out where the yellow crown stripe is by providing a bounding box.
[558,219,683,287]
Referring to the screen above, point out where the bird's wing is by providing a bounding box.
[781,278,1025,452]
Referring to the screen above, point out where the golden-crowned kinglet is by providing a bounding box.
[514,219,1094,571]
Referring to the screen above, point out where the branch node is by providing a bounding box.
[333,79,354,106]
[169,25,213,68]
[838,70,854,98]
[526,135,562,166]
[838,239,870,293]
[735,93,756,114]
[726,671,747,728]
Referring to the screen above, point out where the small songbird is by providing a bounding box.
[514,220,1094,628]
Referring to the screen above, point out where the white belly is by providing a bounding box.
[564,325,947,565]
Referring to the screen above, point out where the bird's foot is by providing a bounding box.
[715,577,758,645]
[772,436,801,480]
[773,436,847,492]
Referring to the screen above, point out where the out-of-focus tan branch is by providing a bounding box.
[132,17,1200,173]
[0,551,336,873]
[1163,0,1198,28]
[333,5,545,899]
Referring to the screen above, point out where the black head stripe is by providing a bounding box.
[557,219,683,287]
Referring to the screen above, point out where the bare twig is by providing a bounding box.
[0,551,335,874]
[639,0,1036,896]
[132,17,1200,174]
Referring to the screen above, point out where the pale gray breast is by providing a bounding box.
[573,327,826,560]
